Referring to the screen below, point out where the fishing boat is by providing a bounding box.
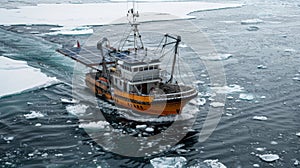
[57,8,197,116]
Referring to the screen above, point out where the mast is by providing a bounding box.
[163,34,181,84]
[126,2,144,54]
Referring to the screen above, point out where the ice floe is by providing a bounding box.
[189,98,206,106]
[78,121,110,129]
[201,53,233,61]
[239,93,254,101]
[3,136,14,141]
[24,111,44,119]
[35,123,42,127]
[241,19,264,25]
[257,65,267,69]
[0,56,59,98]
[150,157,187,168]
[296,132,300,137]
[0,2,243,27]
[270,141,278,145]
[247,26,259,31]
[292,77,300,81]
[44,26,93,36]
[203,159,227,168]
[210,102,225,108]
[61,98,79,104]
[210,84,244,94]
[253,164,260,167]
[136,124,147,129]
[258,154,280,162]
[253,116,268,121]
[294,159,300,166]
[255,147,266,152]
[145,127,154,132]
[66,104,88,116]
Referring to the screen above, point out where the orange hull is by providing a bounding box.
[85,75,196,116]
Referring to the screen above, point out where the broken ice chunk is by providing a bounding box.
[258,154,279,162]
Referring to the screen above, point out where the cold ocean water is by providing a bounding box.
[0,0,300,167]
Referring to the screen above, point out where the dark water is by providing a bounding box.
[1,0,300,167]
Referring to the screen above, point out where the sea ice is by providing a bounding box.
[44,26,93,36]
[253,116,268,121]
[24,111,44,119]
[292,77,300,81]
[0,2,243,27]
[0,56,58,98]
[255,147,266,152]
[296,132,300,137]
[66,104,88,116]
[136,125,147,129]
[270,141,278,145]
[3,136,14,141]
[150,157,187,168]
[253,164,260,167]
[61,98,79,104]
[258,154,280,162]
[201,53,233,61]
[241,19,264,25]
[35,123,42,127]
[55,153,63,157]
[239,93,254,101]
[257,65,267,69]
[189,98,206,106]
[79,121,110,129]
[211,84,244,94]
[145,127,154,132]
[294,159,300,166]
[203,159,227,168]
[210,102,225,108]
[247,26,259,31]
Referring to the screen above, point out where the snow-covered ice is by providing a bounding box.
[0,2,243,27]
[35,123,42,127]
[255,147,266,152]
[136,124,147,129]
[3,136,14,141]
[150,157,187,168]
[24,111,45,119]
[257,65,267,69]
[258,154,280,162]
[247,26,259,31]
[253,164,260,167]
[241,19,264,25]
[296,132,300,137]
[201,53,233,61]
[79,121,110,129]
[210,102,225,108]
[293,77,300,81]
[0,56,59,98]
[66,104,88,116]
[239,93,254,101]
[145,127,154,132]
[270,141,278,145]
[253,116,268,121]
[44,26,93,36]
[294,159,300,166]
[210,84,244,94]
[61,98,79,104]
[189,98,206,106]
[203,159,227,168]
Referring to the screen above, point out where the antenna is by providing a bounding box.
[126,0,144,54]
